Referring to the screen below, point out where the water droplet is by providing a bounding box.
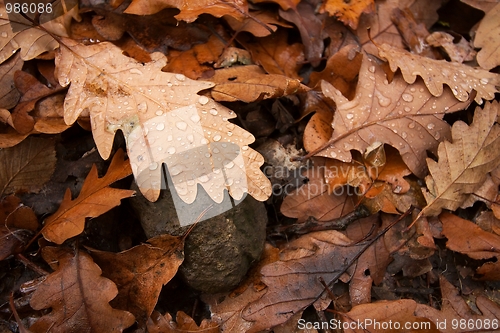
[375,90,391,107]
[402,93,414,102]
[368,65,376,73]
[402,132,408,139]
[199,96,209,105]
[137,155,144,162]
[330,151,337,158]
[480,78,489,85]
[175,74,186,81]
[408,122,415,129]
[346,113,354,119]
[1,32,8,38]
[241,146,249,151]
[410,88,416,93]
[168,147,176,154]
[187,180,195,186]
[136,102,147,113]
[199,175,209,183]
[427,123,435,130]
[225,161,235,168]
[213,134,222,141]
[161,89,166,93]
[129,68,143,75]
[167,135,173,141]
[170,165,183,176]
[190,114,200,123]
[394,185,402,194]
[201,138,209,144]
[434,132,440,140]
[156,123,165,131]
[213,148,220,154]
[149,162,158,170]
[210,109,218,116]
[176,121,187,130]
[227,131,233,136]
[225,178,234,186]
[156,110,163,116]
[187,134,194,142]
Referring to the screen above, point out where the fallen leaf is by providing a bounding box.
[440,212,500,280]
[342,299,437,333]
[41,149,135,244]
[29,248,135,333]
[426,31,476,63]
[474,3,500,70]
[0,52,22,109]
[378,43,500,103]
[148,311,219,333]
[55,38,271,203]
[124,0,248,23]
[209,65,307,102]
[225,10,291,37]
[314,54,471,178]
[320,0,375,30]
[391,7,435,56]
[420,101,500,217]
[251,0,301,11]
[0,136,56,196]
[239,29,305,80]
[415,276,500,332]
[281,159,356,223]
[242,230,364,331]
[89,234,185,325]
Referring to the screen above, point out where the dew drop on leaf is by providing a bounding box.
[346,113,354,119]
[213,134,222,141]
[168,147,176,154]
[198,96,209,105]
[402,93,414,102]
[175,121,187,130]
[156,123,165,131]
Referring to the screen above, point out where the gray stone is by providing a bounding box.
[129,181,268,293]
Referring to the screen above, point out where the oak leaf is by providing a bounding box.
[29,248,135,333]
[0,52,22,109]
[0,136,56,196]
[124,0,248,23]
[378,43,500,103]
[55,38,271,203]
[224,10,292,37]
[420,101,500,217]
[415,276,500,333]
[474,3,500,70]
[208,65,307,102]
[320,0,374,30]
[314,54,471,177]
[89,234,184,325]
[41,149,135,244]
[148,311,219,333]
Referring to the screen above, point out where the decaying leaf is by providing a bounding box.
[89,234,185,325]
[313,54,471,177]
[0,52,22,109]
[209,65,307,102]
[378,43,500,103]
[320,0,375,29]
[148,311,219,333]
[124,0,248,22]
[41,149,135,244]
[242,230,364,331]
[55,38,271,203]
[29,248,135,333]
[0,136,56,196]
[415,276,500,333]
[474,3,500,70]
[420,101,500,217]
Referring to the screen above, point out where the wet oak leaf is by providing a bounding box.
[242,230,364,331]
[209,65,307,102]
[415,276,500,332]
[148,311,219,333]
[316,54,471,178]
[41,149,135,244]
[29,249,135,333]
[474,3,500,70]
[440,212,500,280]
[124,0,248,23]
[320,0,375,30]
[378,43,500,103]
[0,136,56,196]
[89,234,185,325]
[420,101,500,217]
[55,38,271,204]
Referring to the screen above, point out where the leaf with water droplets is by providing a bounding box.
[56,38,271,203]
[314,54,471,177]
[377,43,500,104]
[419,101,500,217]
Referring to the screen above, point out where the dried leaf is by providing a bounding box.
[316,54,471,177]
[440,212,500,280]
[426,31,476,63]
[148,311,219,333]
[41,149,135,244]
[0,136,56,196]
[242,230,363,331]
[124,0,248,22]
[281,160,356,223]
[474,3,500,70]
[89,234,184,325]
[420,101,500,217]
[29,248,135,333]
[0,52,22,109]
[209,65,307,102]
[224,10,291,37]
[415,276,500,332]
[55,38,271,203]
[320,0,375,29]
[378,43,500,103]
